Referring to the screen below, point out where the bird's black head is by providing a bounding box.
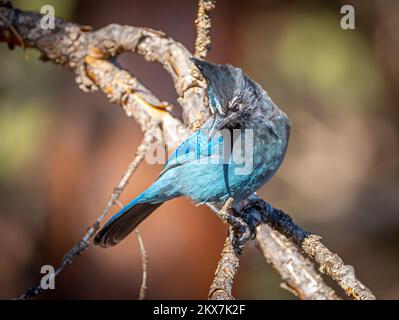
[191,57,248,116]
[191,57,268,133]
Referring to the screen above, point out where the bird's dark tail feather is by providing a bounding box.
[94,202,163,248]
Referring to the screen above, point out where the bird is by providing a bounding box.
[94,57,290,248]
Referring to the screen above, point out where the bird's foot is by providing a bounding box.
[228,218,251,255]
[231,204,260,239]
[218,198,253,255]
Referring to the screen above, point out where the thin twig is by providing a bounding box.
[115,199,149,300]
[208,231,239,300]
[135,229,148,300]
[15,129,157,300]
[207,198,234,225]
[209,199,240,300]
[194,0,216,59]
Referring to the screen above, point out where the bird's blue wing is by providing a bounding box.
[159,130,223,177]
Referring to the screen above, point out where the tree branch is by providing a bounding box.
[302,235,375,300]
[208,198,243,300]
[256,224,341,300]
[241,196,375,300]
[194,0,215,59]
[134,228,149,300]
[208,230,239,300]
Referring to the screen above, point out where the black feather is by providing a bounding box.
[94,202,163,248]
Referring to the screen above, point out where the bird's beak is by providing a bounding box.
[208,113,228,140]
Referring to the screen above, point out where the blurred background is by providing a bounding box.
[0,0,398,299]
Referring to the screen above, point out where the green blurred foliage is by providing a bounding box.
[0,0,78,183]
[0,102,49,182]
[0,49,57,100]
[240,8,384,113]
[13,0,77,19]
[277,11,383,111]
[0,48,52,183]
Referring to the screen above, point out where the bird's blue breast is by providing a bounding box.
[154,116,288,204]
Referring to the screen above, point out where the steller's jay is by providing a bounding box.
[94,58,290,248]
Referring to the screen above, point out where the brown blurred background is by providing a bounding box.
[0,0,398,299]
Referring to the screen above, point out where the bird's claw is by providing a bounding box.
[214,198,257,254]
[226,215,252,255]
[231,206,260,239]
